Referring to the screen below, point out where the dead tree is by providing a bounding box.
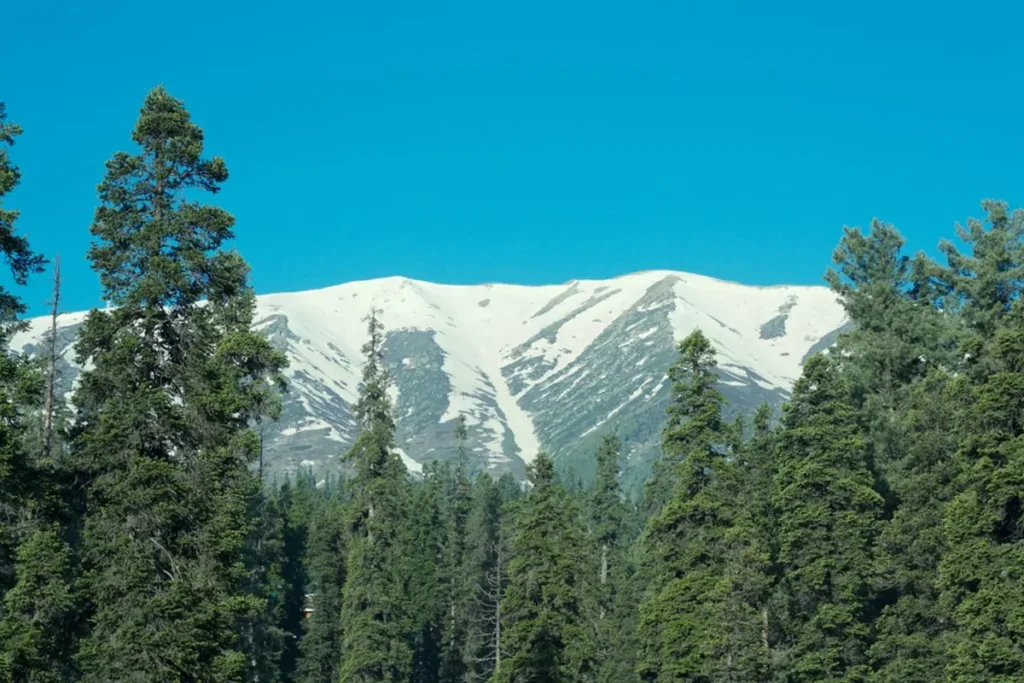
[42,255,61,460]
[472,540,507,679]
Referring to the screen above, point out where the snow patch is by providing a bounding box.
[582,379,653,437]
[394,447,423,474]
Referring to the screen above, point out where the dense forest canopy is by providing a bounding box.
[1,89,1022,682]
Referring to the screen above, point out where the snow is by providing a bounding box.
[280,418,345,442]
[618,326,659,348]
[393,447,423,474]
[15,269,846,472]
[581,379,653,438]
[665,275,845,388]
[10,310,91,361]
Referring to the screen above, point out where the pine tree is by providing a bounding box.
[635,330,738,682]
[733,403,780,668]
[0,103,74,683]
[938,299,1024,680]
[0,103,45,335]
[771,356,882,682]
[937,200,1024,377]
[240,479,309,683]
[826,221,950,420]
[493,454,597,683]
[591,435,628,598]
[295,487,346,683]
[869,371,964,682]
[598,548,642,683]
[462,473,508,683]
[70,87,286,682]
[337,309,413,683]
[40,255,62,463]
[241,487,288,683]
[0,101,46,604]
[278,474,314,682]
[642,329,725,519]
[715,418,774,682]
[824,219,953,563]
[409,463,445,683]
[438,417,472,683]
[588,434,640,683]
[0,523,76,683]
[0,395,78,682]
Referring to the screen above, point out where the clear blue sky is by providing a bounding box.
[3,0,1023,315]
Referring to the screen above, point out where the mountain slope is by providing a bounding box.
[11,270,846,490]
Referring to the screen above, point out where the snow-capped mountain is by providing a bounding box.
[11,270,847,492]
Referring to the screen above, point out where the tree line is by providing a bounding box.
[0,88,1022,682]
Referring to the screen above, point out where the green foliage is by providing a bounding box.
[714,405,776,682]
[438,421,473,683]
[71,87,286,682]
[337,309,414,683]
[0,101,44,602]
[636,330,768,682]
[493,454,597,683]
[278,476,314,681]
[295,487,346,683]
[588,435,640,683]
[642,329,725,519]
[462,473,509,682]
[409,463,445,683]
[938,300,1024,681]
[0,103,46,332]
[0,524,76,683]
[869,372,964,681]
[938,201,1024,355]
[772,356,883,682]
[0,104,70,683]
[825,220,951,477]
[240,479,310,683]
[590,434,630,568]
[241,489,289,682]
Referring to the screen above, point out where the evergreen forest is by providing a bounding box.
[1,88,1023,682]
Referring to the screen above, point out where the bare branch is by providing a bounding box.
[42,255,61,460]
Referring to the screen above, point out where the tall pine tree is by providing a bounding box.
[493,454,597,683]
[0,103,72,683]
[588,434,640,683]
[409,462,445,683]
[462,473,509,683]
[438,417,472,683]
[870,371,964,681]
[295,484,346,683]
[642,329,725,519]
[71,87,286,682]
[636,330,744,681]
[771,356,882,682]
[0,100,46,605]
[938,200,1024,379]
[939,299,1024,679]
[825,221,950,422]
[337,309,413,682]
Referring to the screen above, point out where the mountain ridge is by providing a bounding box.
[11,269,847,492]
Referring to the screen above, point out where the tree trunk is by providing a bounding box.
[761,605,769,649]
[42,255,61,461]
[599,542,609,619]
[600,543,608,585]
[494,542,502,674]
